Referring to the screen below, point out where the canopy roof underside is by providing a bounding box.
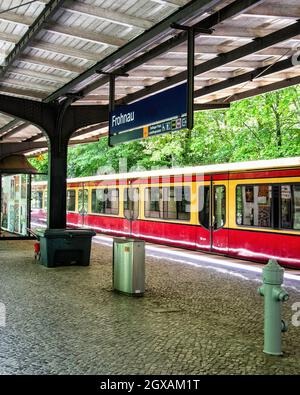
[0,0,299,156]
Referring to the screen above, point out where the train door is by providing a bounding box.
[197,183,211,251]
[78,185,88,227]
[124,186,139,237]
[197,177,228,254]
[211,180,228,254]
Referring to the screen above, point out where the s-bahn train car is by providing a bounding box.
[31,157,300,269]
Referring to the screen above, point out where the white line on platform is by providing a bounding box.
[28,228,300,283]
[93,235,300,283]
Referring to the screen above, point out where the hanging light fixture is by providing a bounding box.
[0,154,38,174]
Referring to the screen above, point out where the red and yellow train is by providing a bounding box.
[32,157,300,269]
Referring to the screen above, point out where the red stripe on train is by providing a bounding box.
[31,210,300,269]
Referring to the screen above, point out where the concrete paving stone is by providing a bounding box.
[0,240,299,375]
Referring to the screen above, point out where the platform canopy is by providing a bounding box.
[0,0,300,156]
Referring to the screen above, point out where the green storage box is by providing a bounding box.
[35,228,96,267]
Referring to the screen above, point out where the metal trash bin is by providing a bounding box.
[113,237,145,296]
[35,228,96,267]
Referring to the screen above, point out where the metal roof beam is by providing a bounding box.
[119,20,300,104]
[29,41,101,61]
[71,97,112,105]
[126,68,238,79]
[44,0,223,102]
[0,122,30,140]
[0,0,65,79]
[145,56,263,68]
[0,49,10,58]
[114,79,151,87]
[151,0,187,6]
[24,122,108,143]
[194,56,296,99]
[8,68,70,84]
[69,137,100,144]
[171,44,295,57]
[123,69,174,78]
[212,26,280,39]
[0,119,19,138]
[0,32,20,44]
[0,9,34,26]
[0,78,58,93]
[92,70,238,84]
[23,133,44,143]
[45,24,127,47]
[74,94,118,102]
[0,141,47,158]
[18,55,85,74]
[227,75,300,102]
[246,5,300,19]
[71,0,265,101]
[71,122,109,139]
[0,86,46,100]
[63,1,153,30]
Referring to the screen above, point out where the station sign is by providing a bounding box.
[109,83,187,145]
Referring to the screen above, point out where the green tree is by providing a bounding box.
[30,85,300,176]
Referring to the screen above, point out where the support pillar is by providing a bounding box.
[47,135,69,229]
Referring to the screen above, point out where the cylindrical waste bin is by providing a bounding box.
[35,228,96,267]
[113,237,145,296]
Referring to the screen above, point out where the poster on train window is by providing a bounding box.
[294,187,300,229]
[10,178,15,199]
[8,203,15,233]
[21,175,27,199]
[1,194,8,230]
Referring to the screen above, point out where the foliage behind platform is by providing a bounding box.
[30,86,300,177]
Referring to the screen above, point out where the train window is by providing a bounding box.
[67,189,76,212]
[199,186,210,230]
[32,191,43,209]
[145,186,190,221]
[144,187,162,218]
[92,189,104,213]
[280,185,300,230]
[162,187,190,221]
[214,185,226,229]
[91,188,119,215]
[124,188,139,220]
[236,185,272,228]
[176,186,191,221]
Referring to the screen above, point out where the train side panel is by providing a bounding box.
[228,229,300,268]
[135,220,196,249]
[30,163,300,269]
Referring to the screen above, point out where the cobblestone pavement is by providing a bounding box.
[0,240,299,375]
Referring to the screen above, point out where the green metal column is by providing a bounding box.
[258,259,289,355]
[47,136,68,229]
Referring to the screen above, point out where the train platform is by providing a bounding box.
[0,238,299,375]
